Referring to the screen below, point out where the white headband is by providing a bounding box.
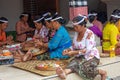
[43,12,51,17]
[0,20,8,23]
[44,17,52,21]
[72,17,85,25]
[111,14,120,18]
[21,14,28,16]
[78,14,87,19]
[34,17,44,22]
[88,13,97,17]
[51,17,63,21]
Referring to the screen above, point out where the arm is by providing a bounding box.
[85,32,95,54]
[63,49,86,56]
[110,28,118,47]
[16,22,27,35]
[48,32,62,50]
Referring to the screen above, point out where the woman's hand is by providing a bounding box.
[35,40,43,48]
[63,49,77,56]
[63,49,71,55]
[67,51,78,56]
[7,35,13,41]
[33,34,41,39]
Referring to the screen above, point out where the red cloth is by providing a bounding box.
[69,6,88,20]
[115,42,120,55]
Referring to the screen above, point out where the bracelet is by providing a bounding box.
[79,50,82,55]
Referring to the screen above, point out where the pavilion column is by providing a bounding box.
[101,0,120,19]
[69,0,88,20]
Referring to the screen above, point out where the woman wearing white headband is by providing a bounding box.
[103,9,120,56]
[56,15,107,80]
[15,13,34,42]
[0,17,13,46]
[88,11,103,32]
[35,14,72,60]
[103,10,120,55]
[33,15,48,41]
[88,13,103,47]
[44,12,56,41]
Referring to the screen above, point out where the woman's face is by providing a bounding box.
[51,21,57,29]
[22,16,28,22]
[73,24,84,32]
[34,22,42,30]
[45,21,52,29]
[1,23,8,30]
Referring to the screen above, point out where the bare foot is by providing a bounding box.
[99,69,107,80]
[22,51,33,62]
[56,66,66,79]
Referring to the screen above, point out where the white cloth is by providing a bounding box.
[34,26,48,39]
[70,29,100,60]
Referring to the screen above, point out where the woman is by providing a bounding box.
[15,13,34,42]
[35,14,72,60]
[33,15,48,42]
[102,11,120,54]
[0,17,13,46]
[56,15,107,80]
[89,11,103,32]
[88,14,102,46]
[44,12,56,41]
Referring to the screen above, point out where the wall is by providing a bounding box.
[88,0,100,12]
[104,0,120,19]
[59,0,101,23]
[0,0,23,31]
[59,0,69,23]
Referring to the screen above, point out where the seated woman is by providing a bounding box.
[0,17,13,46]
[88,13,102,46]
[56,15,107,80]
[33,15,48,42]
[15,13,34,42]
[31,14,72,60]
[103,10,120,54]
[44,12,56,41]
[89,11,103,32]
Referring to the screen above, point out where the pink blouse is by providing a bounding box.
[16,21,30,42]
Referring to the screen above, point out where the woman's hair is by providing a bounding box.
[109,9,120,24]
[52,13,66,24]
[19,12,28,19]
[0,17,8,24]
[88,15,96,23]
[72,16,86,27]
[33,15,44,25]
[109,16,119,24]
[44,13,52,23]
[88,10,97,23]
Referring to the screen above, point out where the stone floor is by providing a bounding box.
[0,56,120,80]
[1,29,120,80]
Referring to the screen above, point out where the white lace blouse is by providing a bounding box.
[70,29,100,60]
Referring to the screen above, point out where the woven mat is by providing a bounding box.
[12,60,68,76]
